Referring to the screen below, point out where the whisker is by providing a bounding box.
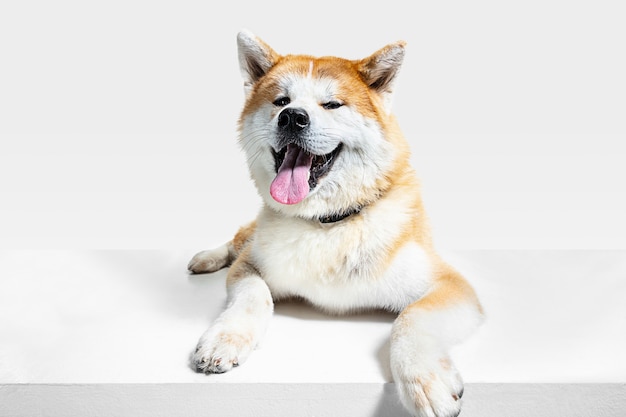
[246,147,267,170]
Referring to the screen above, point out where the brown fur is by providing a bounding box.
[226,246,260,287]
[232,220,257,254]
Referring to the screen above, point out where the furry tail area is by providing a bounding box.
[187,221,257,274]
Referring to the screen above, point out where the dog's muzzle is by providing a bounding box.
[270,107,342,205]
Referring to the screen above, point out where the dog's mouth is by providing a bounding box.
[270,143,342,205]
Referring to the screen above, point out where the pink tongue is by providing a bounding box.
[270,144,313,205]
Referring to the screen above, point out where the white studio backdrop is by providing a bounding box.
[1,0,625,250]
[1,1,626,395]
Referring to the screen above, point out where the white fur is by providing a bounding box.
[193,277,273,374]
[390,302,483,417]
[251,207,432,313]
[187,244,232,274]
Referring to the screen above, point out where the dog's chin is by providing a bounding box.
[271,143,343,192]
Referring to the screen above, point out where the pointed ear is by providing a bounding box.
[237,29,280,96]
[357,41,406,109]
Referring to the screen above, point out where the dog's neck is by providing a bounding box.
[317,205,363,224]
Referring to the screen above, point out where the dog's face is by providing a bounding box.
[236,31,409,219]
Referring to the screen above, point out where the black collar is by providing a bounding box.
[318,205,363,224]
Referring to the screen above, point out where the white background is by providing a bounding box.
[1,0,625,250]
[1,1,625,396]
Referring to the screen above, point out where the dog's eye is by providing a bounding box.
[273,97,291,107]
[322,101,343,110]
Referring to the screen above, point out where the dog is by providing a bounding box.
[188,29,483,417]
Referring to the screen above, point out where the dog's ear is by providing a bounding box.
[237,30,280,96]
[357,41,406,110]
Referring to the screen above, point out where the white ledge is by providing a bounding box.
[1,250,625,415]
[1,384,625,417]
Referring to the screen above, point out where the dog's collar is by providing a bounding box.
[318,205,363,224]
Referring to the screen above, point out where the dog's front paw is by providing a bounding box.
[193,324,256,374]
[188,246,230,274]
[392,353,464,417]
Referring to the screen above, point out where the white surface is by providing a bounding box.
[1,250,624,385]
[1,0,625,251]
[2,384,625,417]
[0,250,393,384]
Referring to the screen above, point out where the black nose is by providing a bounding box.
[277,108,310,132]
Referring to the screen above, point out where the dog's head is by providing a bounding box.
[236,30,410,220]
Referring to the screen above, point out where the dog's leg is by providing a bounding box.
[391,264,483,417]
[193,246,273,373]
[188,221,257,274]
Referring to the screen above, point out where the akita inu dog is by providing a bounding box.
[188,30,483,417]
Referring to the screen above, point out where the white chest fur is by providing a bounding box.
[249,207,433,313]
